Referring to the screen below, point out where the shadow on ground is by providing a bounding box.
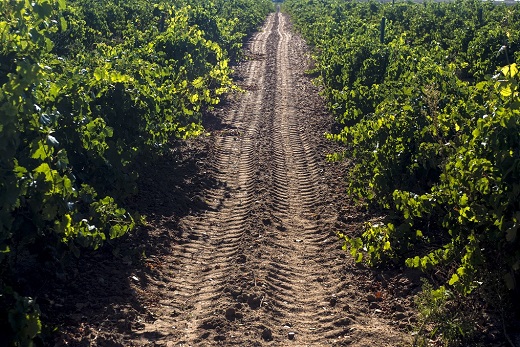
[33,110,231,346]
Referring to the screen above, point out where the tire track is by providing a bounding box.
[259,11,352,343]
[243,11,412,346]
[129,11,411,347]
[133,15,275,346]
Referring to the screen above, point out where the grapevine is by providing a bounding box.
[0,0,273,343]
[285,0,520,342]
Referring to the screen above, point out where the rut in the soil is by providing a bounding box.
[253,12,351,341]
[131,11,411,347]
[134,14,275,344]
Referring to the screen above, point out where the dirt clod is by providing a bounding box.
[261,327,273,341]
[394,303,405,312]
[329,295,338,306]
[225,307,237,321]
[367,293,382,302]
[213,334,226,342]
[394,312,407,320]
[247,294,262,309]
[369,302,380,310]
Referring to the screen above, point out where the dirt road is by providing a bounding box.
[54,10,415,347]
[123,11,412,346]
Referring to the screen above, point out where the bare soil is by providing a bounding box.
[47,12,424,347]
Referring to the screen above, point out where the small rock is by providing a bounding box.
[288,331,296,340]
[261,328,273,341]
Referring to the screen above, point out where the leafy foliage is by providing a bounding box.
[285,0,520,342]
